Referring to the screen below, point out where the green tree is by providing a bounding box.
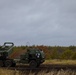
[61,49,73,59]
[71,52,76,60]
[51,49,59,59]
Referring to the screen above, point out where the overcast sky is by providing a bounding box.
[0,0,76,46]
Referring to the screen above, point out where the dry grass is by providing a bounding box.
[0,68,76,75]
[44,59,76,65]
[0,60,75,75]
[0,68,19,75]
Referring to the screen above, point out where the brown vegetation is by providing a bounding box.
[0,68,76,75]
[9,45,76,60]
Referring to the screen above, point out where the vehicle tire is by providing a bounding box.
[0,60,3,67]
[11,62,16,67]
[37,63,40,67]
[29,60,37,68]
[4,60,12,67]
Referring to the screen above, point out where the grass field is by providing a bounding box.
[0,68,76,75]
[44,59,76,65]
[0,60,76,75]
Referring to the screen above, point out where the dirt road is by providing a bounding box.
[4,64,76,72]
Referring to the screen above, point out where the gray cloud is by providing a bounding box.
[0,0,76,46]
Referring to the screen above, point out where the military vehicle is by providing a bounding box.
[0,42,45,68]
[0,42,16,67]
[19,48,45,68]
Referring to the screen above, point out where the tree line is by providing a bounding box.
[0,45,76,60]
[12,45,76,60]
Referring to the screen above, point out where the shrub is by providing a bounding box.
[61,49,73,59]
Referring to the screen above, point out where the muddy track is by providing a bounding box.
[2,64,76,72]
[0,64,76,75]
